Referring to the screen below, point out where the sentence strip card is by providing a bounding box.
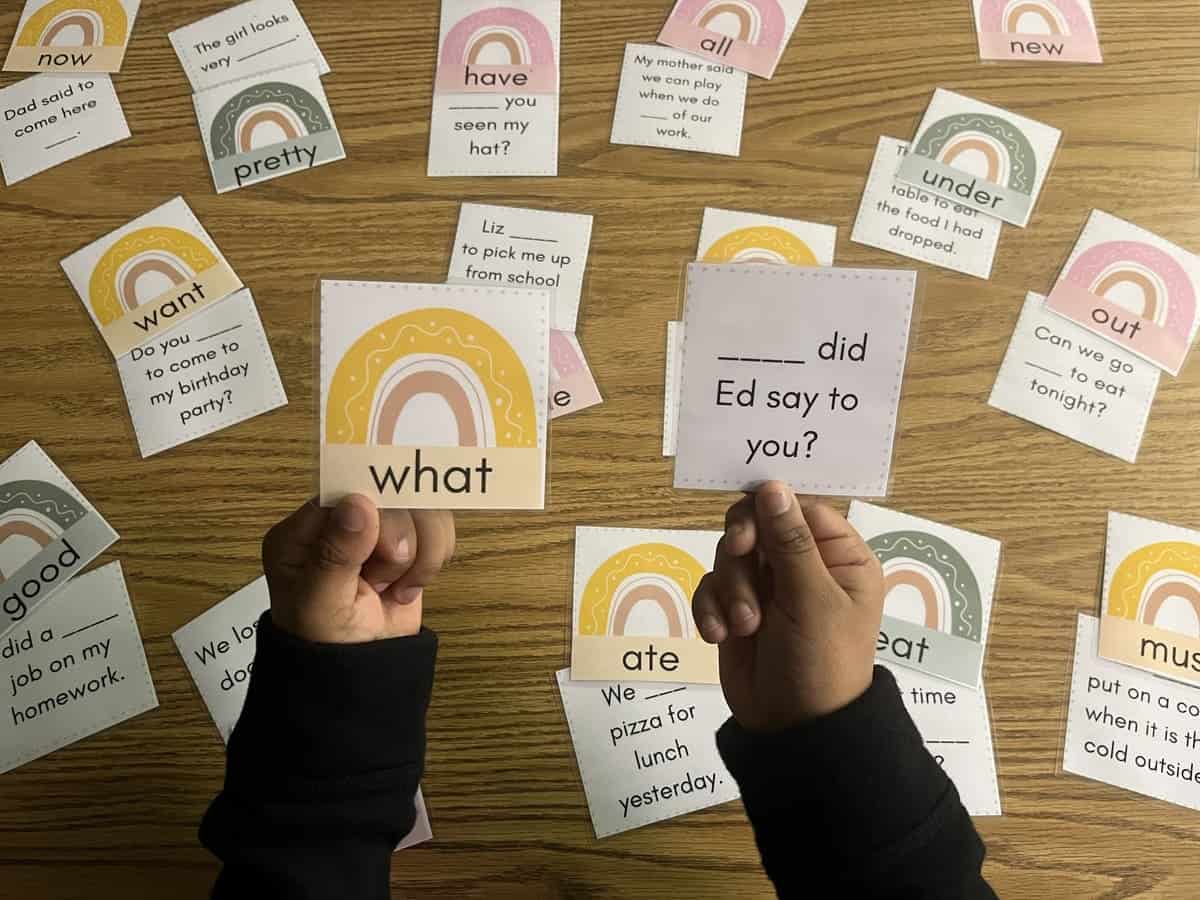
[172,577,432,849]
[972,0,1102,64]
[428,0,560,177]
[1,562,158,776]
[657,0,809,80]
[319,280,550,510]
[116,288,288,458]
[850,502,1000,689]
[61,196,243,359]
[989,293,1159,464]
[5,0,141,74]
[0,442,118,642]
[556,670,740,838]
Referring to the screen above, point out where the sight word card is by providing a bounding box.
[697,207,835,267]
[5,0,141,74]
[663,322,684,457]
[428,0,561,177]
[657,0,809,79]
[320,280,550,510]
[972,0,1102,64]
[673,264,915,496]
[0,442,118,642]
[169,0,329,91]
[611,43,746,158]
[896,89,1061,228]
[989,293,1159,463]
[556,670,739,838]
[0,73,128,185]
[549,331,602,420]
[1045,210,1200,376]
[1,562,157,776]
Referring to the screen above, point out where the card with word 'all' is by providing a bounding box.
[320,279,550,510]
[1044,210,1200,376]
[5,0,141,74]
[972,0,1102,64]
[657,0,809,80]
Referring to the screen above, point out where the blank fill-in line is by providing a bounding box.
[641,115,669,121]
[449,106,501,111]
[1024,361,1062,378]
[511,235,558,244]
[237,36,299,63]
[644,686,687,701]
[718,356,806,366]
[198,324,244,342]
[927,740,971,745]
[45,134,79,150]
[60,613,120,640]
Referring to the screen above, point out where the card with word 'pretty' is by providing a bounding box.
[5,0,141,73]
[657,0,809,79]
[972,0,1102,64]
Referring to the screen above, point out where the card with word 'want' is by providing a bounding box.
[972,0,1102,64]
[61,197,243,359]
[0,442,118,642]
[570,527,719,685]
[1045,211,1200,376]
[5,0,141,73]
[428,0,560,177]
[895,89,1060,228]
[193,60,344,194]
[850,502,1000,689]
[657,0,809,79]
[320,280,550,510]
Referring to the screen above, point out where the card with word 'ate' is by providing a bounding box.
[428,0,560,177]
[850,502,1000,689]
[989,293,1159,464]
[61,196,243,359]
[674,264,915,496]
[0,442,118,642]
[556,670,740,838]
[657,0,809,79]
[972,0,1102,64]
[320,280,550,510]
[193,60,344,194]
[570,527,719,685]
[895,89,1061,228]
[1099,512,1200,689]
[5,0,141,74]
[697,207,836,267]
[1045,210,1200,376]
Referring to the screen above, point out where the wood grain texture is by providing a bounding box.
[1,0,1199,896]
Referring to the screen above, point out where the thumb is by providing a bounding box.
[754,482,827,594]
[306,494,381,601]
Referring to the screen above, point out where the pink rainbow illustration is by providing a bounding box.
[670,0,787,50]
[979,0,1094,37]
[976,0,1101,62]
[659,0,795,78]
[436,6,557,94]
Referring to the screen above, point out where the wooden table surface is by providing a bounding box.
[3,1,1200,896]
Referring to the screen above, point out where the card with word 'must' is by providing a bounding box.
[61,197,243,359]
[193,60,344,194]
[1045,210,1200,377]
[850,503,1000,689]
[320,280,550,510]
[674,265,915,496]
[657,0,808,79]
[896,89,1061,228]
[429,0,560,177]
[973,0,1102,64]
[5,0,141,74]
[1099,512,1200,689]
[697,207,836,267]
[571,527,719,685]
[0,442,118,642]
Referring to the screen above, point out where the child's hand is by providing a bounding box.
[261,494,455,644]
[693,482,884,732]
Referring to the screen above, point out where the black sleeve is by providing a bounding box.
[200,613,437,900]
[717,666,996,900]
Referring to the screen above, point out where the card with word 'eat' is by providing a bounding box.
[849,502,1000,689]
[0,441,119,642]
[657,0,809,79]
[5,0,141,74]
[972,0,1102,64]
[320,280,550,510]
[1045,210,1200,376]
[895,89,1061,228]
[428,0,561,177]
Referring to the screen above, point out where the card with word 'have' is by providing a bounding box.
[896,89,1061,228]
[850,502,1000,689]
[657,0,809,79]
[429,0,561,177]
[972,0,1102,64]
[320,280,550,510]
[5,0,141,74]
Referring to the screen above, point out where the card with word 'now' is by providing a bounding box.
[61,196,243,359]
[0,442,118,643]
[657,0,809,79]
[5,0,141,74]
[850,502,1000,689]
[320,280,550,510]
[973,0,1102,64]
[1045,210,1200,376]
[429,0,560,177]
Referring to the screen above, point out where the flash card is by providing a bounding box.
[697,207,835,267]
[5,0,141,73]
[657,0,809,79]
[663,321,684,457]
[550,331,602,420]
[972,0,1102,64]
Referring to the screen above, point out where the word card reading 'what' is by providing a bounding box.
[972,0,1102,64]
[5,0,141,74]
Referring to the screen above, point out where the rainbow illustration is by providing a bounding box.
[979,0,1095,39]
[578,543,706,639]
[703,226,820,266]
[15,0,127,48]
[88,226,219,326]
[669,0,786,52]
[1107,542,1200,636]
[913,113,1037,194]
[869,531,983,641]
[0,480,86,578]
[210,82,332,161]
[325,308,537,450]
[441,6,556,67]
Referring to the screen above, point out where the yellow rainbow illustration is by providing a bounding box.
[703,226,820,266]
[16,0,127,47]
[1108,542,1200,634]
[579,542,706,639]
[88,226,219,326]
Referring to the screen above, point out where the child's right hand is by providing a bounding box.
[692,483,885,733]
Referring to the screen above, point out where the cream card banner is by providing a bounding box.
[556,670,739,838]
[989,293,1159,464]
[1,562,157,775]
[657,0,809,79]
[972,0,1102,64]
[5,0,141,74]
[0,73,128,185]
[0,442,119,642]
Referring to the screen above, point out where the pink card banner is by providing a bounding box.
[435,64,558,95]
[978,32,1101,64]
[657,20,779,78]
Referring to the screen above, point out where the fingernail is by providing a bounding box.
[765,488,792,516]
[700,615,726,641]
[395,586,423,606]
[732,601,756,624]
[395,536,411,563]
[371,582,391,594]
[334,499,366,533]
